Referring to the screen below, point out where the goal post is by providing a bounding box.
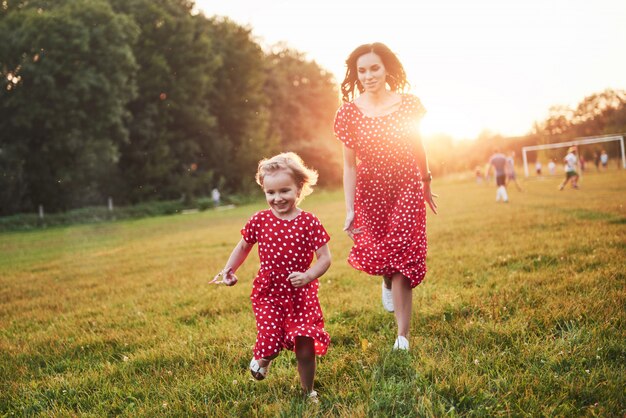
[522,134,626,177]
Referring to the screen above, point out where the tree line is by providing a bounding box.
[2,1,624,217]
[0,0,341,216]
[424,89,626,176]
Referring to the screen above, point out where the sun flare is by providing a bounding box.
[195,0,626,141]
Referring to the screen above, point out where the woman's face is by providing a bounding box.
[356,52,387,94]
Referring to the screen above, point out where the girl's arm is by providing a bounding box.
[211,238,254,285]
[221,238,254,273]
[343,146,359,237]
[288,244,331,288]
[413,132,438,214]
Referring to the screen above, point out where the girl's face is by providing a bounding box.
[356,52,387,94]
[263,170,301,219]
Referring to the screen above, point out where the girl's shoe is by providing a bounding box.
[382,281,394,312]
[307,390,319,404]
[250,358,270,380]
[393,335,409,350]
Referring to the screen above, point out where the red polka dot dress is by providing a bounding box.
[241,209,331,360]
[334,94,428,288]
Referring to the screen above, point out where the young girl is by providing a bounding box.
[210,152,331,401]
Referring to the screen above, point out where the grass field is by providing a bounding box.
[1,169,625,417]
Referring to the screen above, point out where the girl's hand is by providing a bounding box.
[423,183,439,214]
[288,271,313,288]
[210,267,238,286]
[343,211,363,241]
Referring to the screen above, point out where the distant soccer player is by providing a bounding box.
[548,159,556,175]
[600,149,609,170]
[559,146,579,190]
[535,160,543,176]
[505,151,523,191]
[486,149,509,202]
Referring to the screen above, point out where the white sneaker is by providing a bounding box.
[382,281,394,312]
[307,390,319,404]
[393,336,409,350]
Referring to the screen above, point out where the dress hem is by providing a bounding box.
[347,257,426,289]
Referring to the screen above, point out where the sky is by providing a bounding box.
[194,0,626,140]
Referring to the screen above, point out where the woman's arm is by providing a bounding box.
[413,133,438,214]
[343,146,358,235]
[288,243,331,287]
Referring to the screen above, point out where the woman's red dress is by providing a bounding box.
[334,94,428,288]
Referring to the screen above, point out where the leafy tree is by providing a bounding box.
[0,0,138,214]
[0,144,27,215]
[572,89,626,137]
[264,46,342,186]
[109,0,221,204]
[0,0,52,17]
[534,89,626,140]
[532,89,626,159]
[202,16,278,192]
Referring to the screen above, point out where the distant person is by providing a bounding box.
[548,159,556,175]
[535,160,542,176]
[600,149,609,170]
[475,165,484,184]
[211,187,221,207]
[210,152,331,403]
[334,42,437,351]
[594,151,601,171]
[559,146,579,190]
[579,155,586,172]
[486,149,509,202]
[505,151,523,191]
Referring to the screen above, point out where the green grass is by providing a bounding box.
[1,170,625,417]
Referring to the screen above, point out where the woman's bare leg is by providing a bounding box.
[391,273,412,337]
[257,352,279,368]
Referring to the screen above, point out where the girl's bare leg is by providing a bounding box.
[257,352,279,368]
[383,275,392,289]
[295,336,316,393]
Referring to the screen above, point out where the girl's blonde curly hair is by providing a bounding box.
[255,152,319,203]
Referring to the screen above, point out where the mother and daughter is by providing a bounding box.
[210,42,437,402]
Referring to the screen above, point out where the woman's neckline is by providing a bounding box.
[268,208,303,222]
[352,93,405,119]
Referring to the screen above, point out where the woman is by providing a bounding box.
[333,42,437,350]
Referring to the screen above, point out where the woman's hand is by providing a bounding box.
[288,271,313,288]
[210,267,238,286]
[423,183,438,214]
[343,211,363,241]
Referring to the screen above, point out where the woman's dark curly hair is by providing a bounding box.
[340,42,409,102]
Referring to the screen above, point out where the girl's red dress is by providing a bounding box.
[241,209,330,360]
[334,93,428,288]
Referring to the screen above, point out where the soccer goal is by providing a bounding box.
[521,134,626,177]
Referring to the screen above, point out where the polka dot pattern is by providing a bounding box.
[334,94,428,288]
[241,210,331,360]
